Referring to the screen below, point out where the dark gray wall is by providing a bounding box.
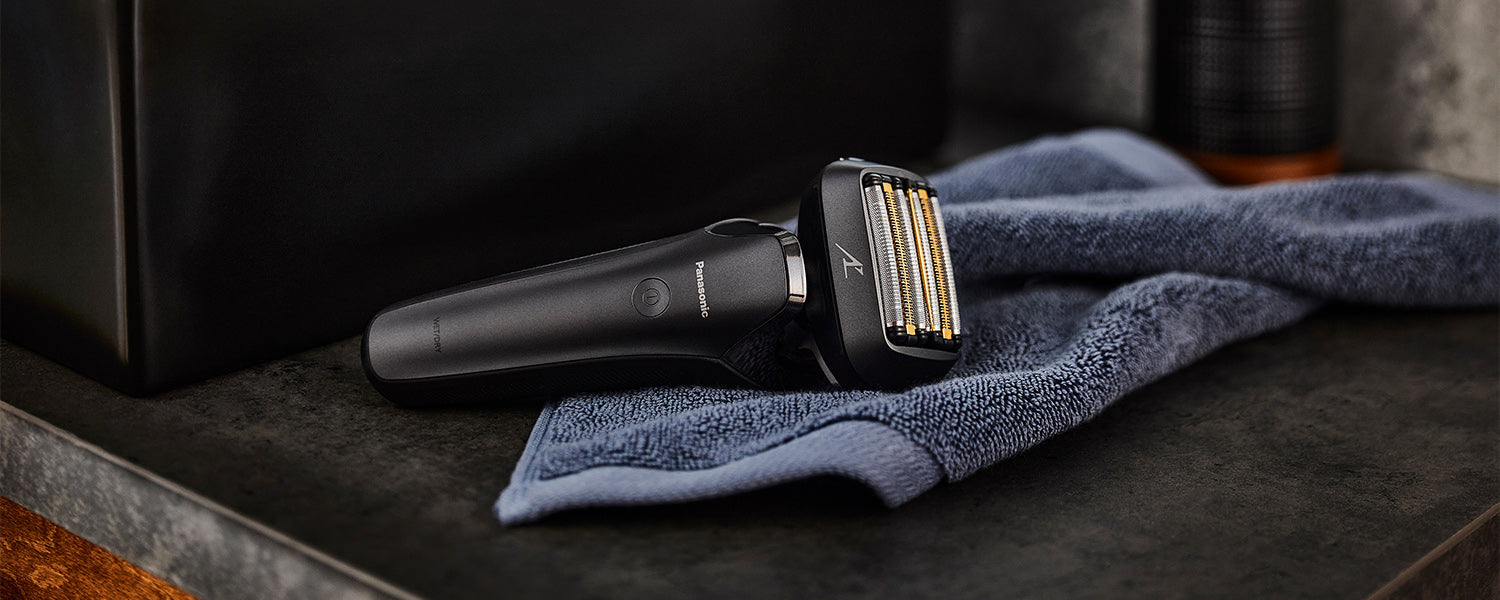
[953,0,1500,183]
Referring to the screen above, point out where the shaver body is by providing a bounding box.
[364,159,962,405]
[363,219,805,406]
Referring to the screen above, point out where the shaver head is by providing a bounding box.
[798,159,961,389]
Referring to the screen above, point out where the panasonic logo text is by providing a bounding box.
[695,261,710,318]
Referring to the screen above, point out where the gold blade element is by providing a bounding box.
[894,184,931,335]
[915,188,955,340]
[925,189,961,338]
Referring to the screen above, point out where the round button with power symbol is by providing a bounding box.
[632,278,670,317]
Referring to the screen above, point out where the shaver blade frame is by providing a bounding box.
[798,159,960,389]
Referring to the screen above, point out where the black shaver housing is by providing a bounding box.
[797,160,960,389]
[362,160,961,405]
[363,219,805,405]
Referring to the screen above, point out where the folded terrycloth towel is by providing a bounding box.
[496,129,1499,525]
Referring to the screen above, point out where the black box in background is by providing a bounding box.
[1,1,948,395]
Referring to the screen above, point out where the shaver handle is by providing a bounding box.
[362,219,803,405]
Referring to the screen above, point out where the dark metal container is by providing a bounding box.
[1152,0,1339,183]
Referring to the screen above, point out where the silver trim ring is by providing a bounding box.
[771,227,807,307]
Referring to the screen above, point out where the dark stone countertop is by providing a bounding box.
[3,305,1496,599]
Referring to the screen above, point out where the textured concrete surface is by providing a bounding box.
[2,307,1496,599]
[1341,0,1500,183]
[952,0,1500,183]
[0,404,416,600]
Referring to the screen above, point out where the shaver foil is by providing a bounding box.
[862,173,961,350]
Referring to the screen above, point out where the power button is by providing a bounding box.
[632,278,670,317]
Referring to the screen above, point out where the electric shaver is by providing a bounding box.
[363,160,960,405]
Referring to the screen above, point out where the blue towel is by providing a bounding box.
[496,129,1499,525]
